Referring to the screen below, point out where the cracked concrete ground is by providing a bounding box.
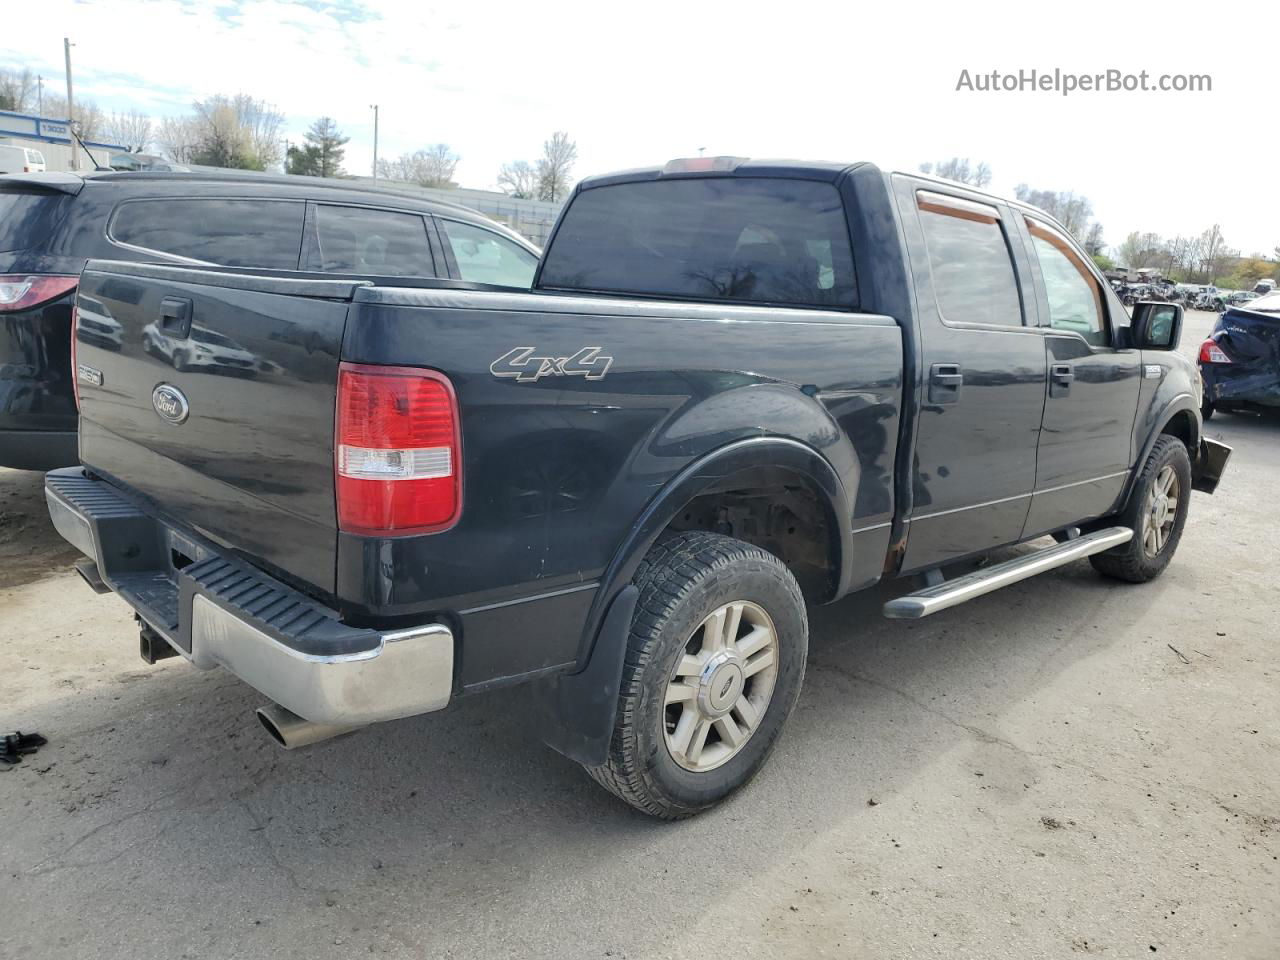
[1,310,1276,959]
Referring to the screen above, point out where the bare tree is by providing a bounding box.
[1198,224,1237,283]
[0,67,36,112]
[1083,222,1105,256]
[536,131,577,203]
[188,94,285,170]
[376,144,459,187]
[497,159,537,199]
[103,110,153,152]
[919,157,992,188]
[191,98,253,168]
[230,93,285,169]
[155,115,200,164]
[41,94,105,140]
[417,143,459,187]
[1013,184,1094,240]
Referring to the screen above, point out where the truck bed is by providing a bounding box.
[72,260,903,690]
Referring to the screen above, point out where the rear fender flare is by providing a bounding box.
[537,436,850,767]
[582,436,850,664]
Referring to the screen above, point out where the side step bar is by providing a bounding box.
[883,526,1133,620]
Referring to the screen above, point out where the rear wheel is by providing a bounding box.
[586,531,807,819]
[1090,435,1192,583]
[1201,393,1215,421]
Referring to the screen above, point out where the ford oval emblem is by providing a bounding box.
[152,383,190,424]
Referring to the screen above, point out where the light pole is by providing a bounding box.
[64,37,76,170]
[37,75,43,115]
[370,104,379,181]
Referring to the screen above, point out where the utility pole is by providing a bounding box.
[64,37,77,170]
[37,75,44,115]
[370,104,379,181]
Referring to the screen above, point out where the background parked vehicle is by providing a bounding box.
[0,169,540,471]
[0,143,47,174]
[1198,291,1280,418]
[107,152,190,173]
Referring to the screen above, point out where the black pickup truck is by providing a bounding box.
[46,158,1230,819]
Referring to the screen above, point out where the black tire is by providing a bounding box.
[1090,435,1192,583]
[173,350,189,372]
[1201,394,1215,421]
[586,531,808,819]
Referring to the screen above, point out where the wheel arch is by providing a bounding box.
[595,436,853,619]
[1122,393,1201,510]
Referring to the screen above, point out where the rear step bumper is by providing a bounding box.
[883,526,1134,620]
[44,468,453,725]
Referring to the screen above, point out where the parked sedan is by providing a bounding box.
[1198,291,1280,418]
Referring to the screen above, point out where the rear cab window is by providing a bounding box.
[916,191,1024,326]
[307,203,437,277]
[0,188,69,253]
[538,176,857,309]
[109,198,304,269]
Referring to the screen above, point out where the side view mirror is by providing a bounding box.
[1130,300,1182,350]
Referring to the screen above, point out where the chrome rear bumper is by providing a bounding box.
[45,468,454,725]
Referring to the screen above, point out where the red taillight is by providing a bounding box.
[0,275,78,313]
[336,362,462,535]
[1198,339,1231,364]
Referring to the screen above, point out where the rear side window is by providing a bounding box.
[439,219,537,288]
[0,190,68,253]
[110,198,304,269]
[311,204,436,277]
[917,192,1023,326]
[539,177,856,308]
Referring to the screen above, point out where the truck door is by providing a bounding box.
[893,178,1047,571]
[1015,214,1141,536]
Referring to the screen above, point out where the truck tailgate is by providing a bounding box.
[73,262,367,595]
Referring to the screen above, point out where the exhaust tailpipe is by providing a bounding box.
[256,703,364,750]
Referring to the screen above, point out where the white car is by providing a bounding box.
[0,144,47,174]
[142,322,261,376]
[76,296,125,351]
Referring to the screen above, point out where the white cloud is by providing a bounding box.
[4,0,1275,253]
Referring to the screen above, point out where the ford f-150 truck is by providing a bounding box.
[46,158,1231,819]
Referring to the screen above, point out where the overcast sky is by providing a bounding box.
[6,0,1276,255]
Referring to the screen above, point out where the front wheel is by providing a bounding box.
[1090,435,1192,583]
[586,531,808,819]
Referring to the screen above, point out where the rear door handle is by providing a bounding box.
[929,362,963,403]
[1050,363,1074,397]
[159,297,192,339]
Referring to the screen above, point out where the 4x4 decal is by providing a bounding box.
[490,347,613,383]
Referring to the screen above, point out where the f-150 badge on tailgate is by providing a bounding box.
[490,347,613,383]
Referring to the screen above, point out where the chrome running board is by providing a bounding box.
[883,526,1134,620]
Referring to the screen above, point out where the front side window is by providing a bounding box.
[1027,218,1107,346]
[539,177,857,308]
[917,192,1023,326]
[111,198,304,269]
[439,219,538,288]
[312,204,435,277]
